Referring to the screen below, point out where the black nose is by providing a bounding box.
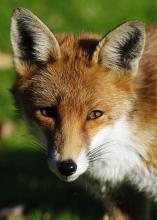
[57,159,77,176]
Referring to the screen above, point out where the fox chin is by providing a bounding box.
[11,7,157,220]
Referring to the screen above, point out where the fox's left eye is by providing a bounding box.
[40,107,58,118]
[87,110,104,120]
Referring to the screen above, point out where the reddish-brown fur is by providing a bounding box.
[13,34,134,161]
[11,9,157,220]
[13,26,157,159]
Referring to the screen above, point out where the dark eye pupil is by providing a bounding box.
[41,107,58,118]
[87,110,103,120]
[93,111,102,118]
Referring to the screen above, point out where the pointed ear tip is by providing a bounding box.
[12,7,23,15]
[127,20,145,31]
[12,7,30,18]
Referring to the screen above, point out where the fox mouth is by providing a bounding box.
[55,171,80,182]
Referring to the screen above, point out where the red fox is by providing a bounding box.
[10,8,157,220]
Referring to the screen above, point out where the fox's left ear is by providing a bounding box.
[10,8,61,68]
[92,21,145,74]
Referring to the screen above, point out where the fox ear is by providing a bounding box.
[11,8,61,66]
[92,21,145,74]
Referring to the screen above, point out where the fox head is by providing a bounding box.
[10,8,145,182]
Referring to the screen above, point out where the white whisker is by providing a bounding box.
[87,140,115,163]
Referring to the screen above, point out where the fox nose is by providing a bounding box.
[57,159,77,176]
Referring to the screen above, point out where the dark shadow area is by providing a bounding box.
[0,148,104,219]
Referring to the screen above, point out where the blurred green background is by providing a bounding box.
[0,0,156,219]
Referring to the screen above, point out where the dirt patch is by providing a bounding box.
[0,52,12,69]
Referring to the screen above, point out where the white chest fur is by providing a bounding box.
[87,117,157,200]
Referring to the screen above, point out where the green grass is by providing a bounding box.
[0,69,15,121]
[0,138,103,220]
[0,0,156,52]
[26,210,80,220]
[0,0,157,219]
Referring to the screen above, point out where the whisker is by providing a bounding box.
[88,140,113,155]
[89,158,106,163]
[87,143,111,158]
[88,151,110,160]
[87,140,117,164]
[88,147,110,158]
[88,142,114,156]
[88,155,109,163]
[30,140,47,155]
[88,149,110,159]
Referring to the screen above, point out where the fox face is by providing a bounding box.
[11,8,145,183]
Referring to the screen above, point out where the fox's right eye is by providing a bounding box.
[87,110,104,120]
[40,107,58,118]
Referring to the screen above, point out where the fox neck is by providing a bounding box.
[86,116,157,199]
[87,117,144,181]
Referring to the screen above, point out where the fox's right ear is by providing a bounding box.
[92,21,145,75]
[10,8,61,72]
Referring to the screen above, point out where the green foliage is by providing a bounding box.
[0,69,15,121]
[32,211,79,220]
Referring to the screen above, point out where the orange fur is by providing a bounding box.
[11,8,157,220]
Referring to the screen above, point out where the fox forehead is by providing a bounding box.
[55,33,100,62]
[19,34,133,107]
[11,8,145,116]
[23,63,131,113]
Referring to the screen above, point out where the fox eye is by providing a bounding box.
[40,107,58,118]
[87,110,104,120]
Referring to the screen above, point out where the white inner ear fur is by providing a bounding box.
[11,8,61,63]
[93,21,145,74]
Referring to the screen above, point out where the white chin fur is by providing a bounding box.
[88,117,146,184]
[59,173,80,182]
